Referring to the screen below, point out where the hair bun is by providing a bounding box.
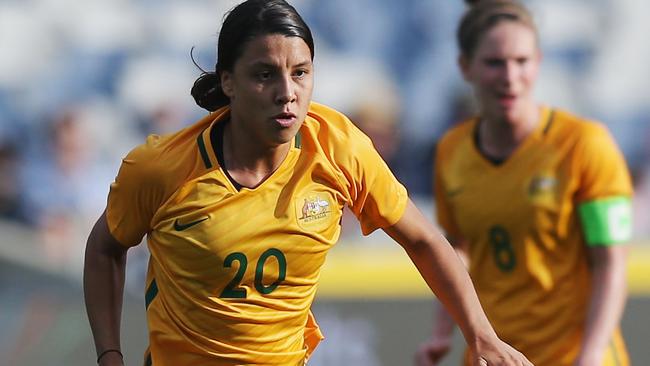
[190,72,229,112]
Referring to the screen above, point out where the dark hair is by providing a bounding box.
[458,0,536,59]
[191,0,314,112]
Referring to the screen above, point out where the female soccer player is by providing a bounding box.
[83,0,532,365]
[417,1,632,365]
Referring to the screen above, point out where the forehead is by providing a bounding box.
[237,34,312,67]
[474,21,538,57]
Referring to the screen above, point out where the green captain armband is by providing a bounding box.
[578,196,632,246]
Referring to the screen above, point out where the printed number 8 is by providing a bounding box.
[489,226,516,272]
[221,248,287,298]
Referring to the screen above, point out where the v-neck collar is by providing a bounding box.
[471,106,555,169]
[197,115,302,192]
[212,119,243,190]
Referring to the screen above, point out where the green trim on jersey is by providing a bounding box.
[542,109,555,134]
[295,131,302,149]
[144,352,152,366]
[197,131,212,169]
[145,279,159,310]
[578,196,632,246]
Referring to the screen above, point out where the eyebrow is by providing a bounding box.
[249,60,312,69]
[293,61,312,68]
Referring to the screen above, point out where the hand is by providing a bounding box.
[470,335,533,366]
[414,335,452,366]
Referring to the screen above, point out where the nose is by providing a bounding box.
[502,61,517,86]
[274,75,296,105]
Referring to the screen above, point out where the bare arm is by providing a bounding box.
[83,212,129,366]
[415,238,470,365]
[415,237,469,366]
[432,236,470,338]
[384,200,531,366]
[575,246,627,366]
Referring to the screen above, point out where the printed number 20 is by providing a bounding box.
[489,226,516,272]
[220,248,287,298]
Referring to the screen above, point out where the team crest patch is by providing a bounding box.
[527,174,558,207]
[528,175,557,196]
[296,193,334,229]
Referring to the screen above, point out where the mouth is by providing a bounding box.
[496,93,517,108]
[272,112,298,128]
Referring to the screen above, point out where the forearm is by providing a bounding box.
[580,247,628,356]
[402,231,494,344]
[83,215,128,359]
[431,242,469,338]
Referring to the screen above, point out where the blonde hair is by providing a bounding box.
[458,0,537,58]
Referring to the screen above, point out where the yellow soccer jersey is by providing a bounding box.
[435,107,632,366]
[106,102,408,365]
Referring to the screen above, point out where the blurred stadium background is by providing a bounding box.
[1,0,648,365]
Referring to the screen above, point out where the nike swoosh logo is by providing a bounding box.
[173,217,209,231]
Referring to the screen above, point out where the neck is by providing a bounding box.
[478,103,540,161]
[222,122,291,188]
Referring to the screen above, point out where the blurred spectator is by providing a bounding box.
[348,101,401,166]
[20,105,119,269]
[116,55,203,137]
[0,113,29,224]
[0,141,25,223]
[311,47,402,166]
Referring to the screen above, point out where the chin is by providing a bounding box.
[500,102,523,120]
[271,130,298,146]
[503,108,518,121]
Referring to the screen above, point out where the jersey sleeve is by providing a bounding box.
[106,136,168,247]
[574,123,633,245]
[303,310,324,361]
[340,122,408,235]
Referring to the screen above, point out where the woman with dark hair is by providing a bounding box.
[84,1,532,365]
[417,0,632,365]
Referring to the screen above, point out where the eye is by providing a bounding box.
[516,57,529,65]
[484,58,505,68]
[293,69,309,79]
[257,70,272,81]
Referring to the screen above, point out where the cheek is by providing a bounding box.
[518,69,537,91]
[475,72,499,91]
[299,77,314,97]
[467,65,495,86]
[296,82,314,109]
[302,85,314,103]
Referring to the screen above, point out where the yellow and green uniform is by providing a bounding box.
[435,107,632,366]
[106,102,408,365]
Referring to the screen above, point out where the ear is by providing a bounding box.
[220,71,234,98]
[458,55,472,82]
